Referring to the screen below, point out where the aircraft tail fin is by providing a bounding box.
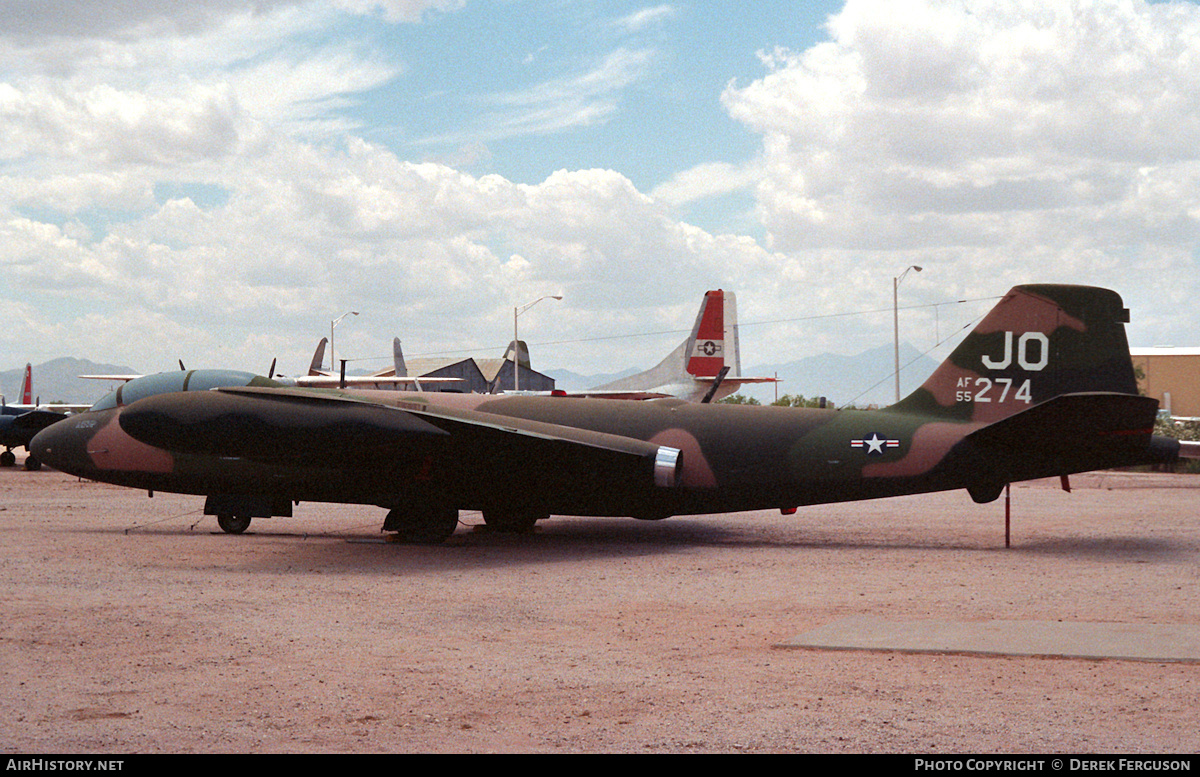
[393,338,408,378]
[685,290,740,378]
[21,363,32,405]
[503,340,531,369]
[308,338,328,376]
[588,289,776,401]
[892,284,1139,423]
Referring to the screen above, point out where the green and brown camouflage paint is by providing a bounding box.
[31,285,1176,539]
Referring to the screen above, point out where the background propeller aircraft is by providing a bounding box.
[31,285,1187,543]
[82,338,464,391]
[1,364,89,469]
[568,289,779,402]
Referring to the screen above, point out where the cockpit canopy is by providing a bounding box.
[89,370,281,412]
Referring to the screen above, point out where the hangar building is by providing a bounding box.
[403,340,554,394]
[1131,347,1200,419]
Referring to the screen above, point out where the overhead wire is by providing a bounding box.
[348,295,1001,365]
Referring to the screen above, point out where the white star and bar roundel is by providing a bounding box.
[850,432,901,455]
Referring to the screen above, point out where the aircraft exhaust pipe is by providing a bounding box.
[653,446,682,488]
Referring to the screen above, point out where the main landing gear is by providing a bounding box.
[383,504,459,544]
[0,450,35,469]
[216,514,252,534]
[205,495,290,534]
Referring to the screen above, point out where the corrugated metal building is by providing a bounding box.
[386,341,554,394]
[1131,347,1200,419]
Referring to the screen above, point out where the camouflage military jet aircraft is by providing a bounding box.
[30,284,1184,542]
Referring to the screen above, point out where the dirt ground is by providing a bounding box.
[2,465,1199,753]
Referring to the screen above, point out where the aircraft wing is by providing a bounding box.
[0,409,74,448]
[6,409,70,433]
[533,389,675,401]
[692,375,779,385]
[116,386,681,487]
[83,373,463,388]
[286,375,464,387]
[80,374,142,382]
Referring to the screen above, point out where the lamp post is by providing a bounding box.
[330,310,359,373]
[513,295,562,391]
[893,266,922,403]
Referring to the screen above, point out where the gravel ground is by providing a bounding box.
[2,466,1198,753]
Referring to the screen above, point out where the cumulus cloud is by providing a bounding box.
[722,0,1200,262]
[6,0,1200,378]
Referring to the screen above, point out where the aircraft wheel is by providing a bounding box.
[23,455,40,471]
[385,505,458,544]
[217,514,252,534]
[0,450,15,467]
[482,509,546,533]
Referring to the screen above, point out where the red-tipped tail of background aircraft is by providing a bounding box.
[584,289,779,402]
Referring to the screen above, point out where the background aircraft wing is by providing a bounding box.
[535,389,674,400]
[80,374,142,382]
[286,375,464,387]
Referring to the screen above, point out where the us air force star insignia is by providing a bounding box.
[700,340,720,356]
[850,433,900,455]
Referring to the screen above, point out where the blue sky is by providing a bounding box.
[3,0,1200,385]
[362,3,827,191]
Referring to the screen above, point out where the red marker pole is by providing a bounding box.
[1005,483,1011,548]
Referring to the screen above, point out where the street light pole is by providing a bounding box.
[893,266,922,403]
[330,311,359,373]
[512,295,562,391]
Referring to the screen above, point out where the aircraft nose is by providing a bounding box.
[31,414,100,477]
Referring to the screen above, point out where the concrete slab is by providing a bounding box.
[779,617,1200,663]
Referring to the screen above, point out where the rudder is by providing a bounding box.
[686,290,727,378]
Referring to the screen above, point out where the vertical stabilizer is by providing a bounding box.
[686,290,728,378]
[503,340,531,369]
[892,284,1137,423]
[308,339,328,376]
[21,363,32,405]
[588,289,776,401]
[393,338,408,378]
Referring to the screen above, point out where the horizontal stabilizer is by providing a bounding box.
[965,392,1161,480]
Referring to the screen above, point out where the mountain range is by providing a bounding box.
[4,343,938,409]
[1,358,136,407]
[544,342,939,408]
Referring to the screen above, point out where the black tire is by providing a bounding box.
[23,455,40,471]
[385,505,458,544]
[217,514,252,534]
[0,450,15,467]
